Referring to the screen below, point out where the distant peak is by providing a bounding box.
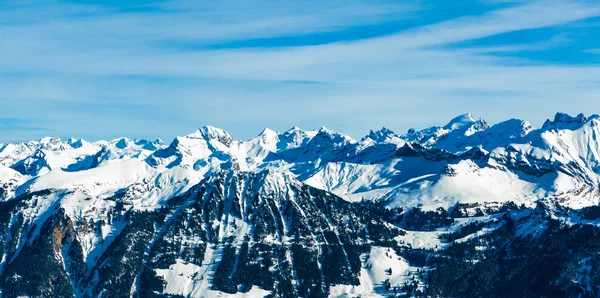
[315,127,356,143]
[259,128,279,137]
[67,138,87,149]
[113,137,133,149]
[445,113,489,136]
[200,125,232,139]
[362,127,397,142]
[445,113,476,128]
[187,126,226,138]
[187,125,234,146]
[554,112,587,124]
[318,126,334,133]
[494,118,534,137]
[542,112,599,129]
[315,126,334,136]
[133,139,162,150]
[201,125,225,132]
[256,128,279,147]
[380,126,394,133]
[39,136,61,144]
[36,136,68,151]
[455,112,475,121]
[283,126,308,136]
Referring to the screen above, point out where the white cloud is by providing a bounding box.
[1,0,600,141]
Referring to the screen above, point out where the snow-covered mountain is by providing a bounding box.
[5,112,599,211]
[2,112,600,297]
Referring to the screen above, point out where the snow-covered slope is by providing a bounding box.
[0,165,24,201]
[2,112,600,212]
[2,112,600,297]
[304,112,600,210]
[402,113,489,149]
[0,136,165,177]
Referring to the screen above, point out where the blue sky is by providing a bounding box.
[2,0,600,143]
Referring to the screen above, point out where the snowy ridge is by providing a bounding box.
[2,112,600,297]
[1,112,600,211]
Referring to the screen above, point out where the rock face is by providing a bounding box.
[0,171,404,297]
[3,112,600,297]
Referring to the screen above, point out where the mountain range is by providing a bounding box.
[1,112,600,297]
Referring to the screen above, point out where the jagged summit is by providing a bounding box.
[186,125,234,147]
[362,127,397,142]
[315,126,356,144]
[39,136,61,144]
[553,112,588,124]
[2,111,600,210]
[255,128,279,149]
[257,127,279,140]
[542,112,600,130]
[2,112,600,297]
[401,113,488,148]
[66,138,88,149]
[113,137,133,149]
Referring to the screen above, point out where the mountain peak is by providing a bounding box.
[402,113,488,146]
[362,127,397,142]
[282,126,313,138]
[553,113,587,124]
[37,136,68,151]
[39,136,61,143]
[258,127,279,137]
[284,126,302,133]
[444,113,476,130]
[113,137,133,149]
[257,128,279,146]
[316,126,355,144]
[66,138,88,149]
[554,112,586,123]
[318,126,333,133]
[194,125,234,146]
[542,112,599,130]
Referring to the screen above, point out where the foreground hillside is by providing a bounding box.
[1,112,600,297]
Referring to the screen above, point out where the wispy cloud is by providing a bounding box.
[585,48,600,54]
[0,118,55,143]
[1,0,600,142]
